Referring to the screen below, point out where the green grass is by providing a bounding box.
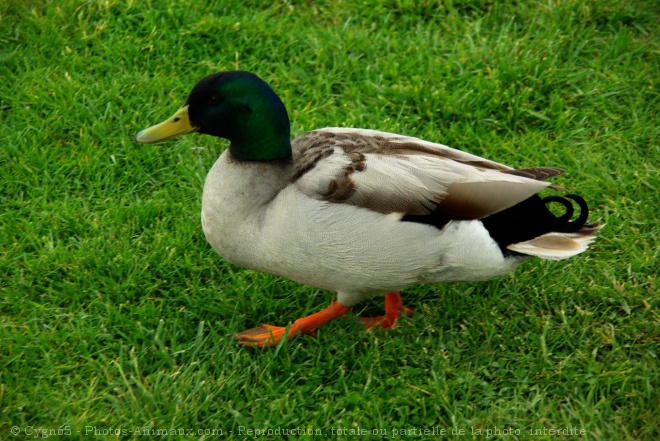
[1,0,658,439]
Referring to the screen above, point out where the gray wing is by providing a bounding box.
[291,128,563,219]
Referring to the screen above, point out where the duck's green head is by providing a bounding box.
[135,71,292,161]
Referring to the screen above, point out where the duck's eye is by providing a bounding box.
[209,95,221,104]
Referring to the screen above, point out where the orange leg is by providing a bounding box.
[233,301,350,347]
[360,291,412,330]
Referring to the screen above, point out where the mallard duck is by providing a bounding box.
[136,71,601,347]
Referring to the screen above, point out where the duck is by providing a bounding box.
[135,71,601,347]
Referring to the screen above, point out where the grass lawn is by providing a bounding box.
[1,0,658,439]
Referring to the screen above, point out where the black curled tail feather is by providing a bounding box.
[480,193,594,254]
[542,194,589,232]
[401,190,598,256]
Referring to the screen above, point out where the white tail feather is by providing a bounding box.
[507,229,601,260]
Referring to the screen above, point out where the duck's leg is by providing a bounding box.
[233,301,350,347]
[360,291,412,330]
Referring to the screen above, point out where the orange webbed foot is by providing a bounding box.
[233,324,291,347]
[233,301,350,347]
[360,291,412,330]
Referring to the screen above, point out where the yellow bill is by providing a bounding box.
[135,105,197,143]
